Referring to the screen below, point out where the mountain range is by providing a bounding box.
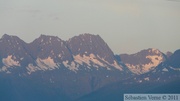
[0,33,179,101]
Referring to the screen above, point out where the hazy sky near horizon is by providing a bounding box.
[0,0,180,54]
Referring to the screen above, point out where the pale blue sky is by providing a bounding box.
[0,0,180,54]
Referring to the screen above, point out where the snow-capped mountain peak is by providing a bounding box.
[120,48,166,74]
[67,33,123,71]
[0,34,125,74]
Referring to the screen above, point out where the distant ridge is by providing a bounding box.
[0,33,179,101]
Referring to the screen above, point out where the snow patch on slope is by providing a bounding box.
[73,54,90,66]
[111,60,123,71]
[73,54,106,67]
[0,55,20,73]
[126,55,163,74]
[26,57,59,74]
[144,77,150,81]
[73,54,122,70]
[101,58,122,71]
[169,66,180,71]
[162,68,169,72]
[36,57,58,70]
[89,54,104,67]
[146,55,163,66]
[63,61,78,71]
[26,64,39,74]
[2,55,20,67]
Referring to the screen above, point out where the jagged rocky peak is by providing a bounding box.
[165,49,180,68]
[0,34,34,73]
[0,34,72,74]
[1,34,16,39]
[28,34,72,61]
[33,34,64,44]
[0,33,124,74]
[166,51,173,58]
[149,48,164,54]
[0,34,25,45]
[67,33,102,54]
[0,34,28,57]
[137,49,180,83]
[67,33,115,63]
[66,33,123,71]
[120,48,166,74]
